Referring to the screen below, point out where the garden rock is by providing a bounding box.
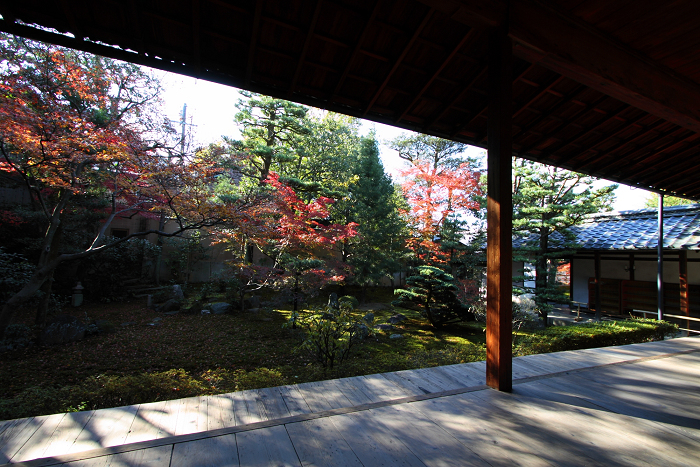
[172,284,185,301]
[163,310,179,316]
[40,315,87,346]
[390,334,404,339]
[328,293,339,310]
[201,309,211,315]
[155,299,180,313]
[244,295,261,309]
[374,324,393,331]
[121,321,136,327]
[210,302,231,314]
[388,314,406,324]
[94,320,115,334]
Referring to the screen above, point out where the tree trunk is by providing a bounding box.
[35,270,55,328]
[536,229,549,326]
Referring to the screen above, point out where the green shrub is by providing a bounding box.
[514,319,678,355]
[338,295,359,310]
[287,305,375,371]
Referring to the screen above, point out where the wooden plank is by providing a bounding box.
[72,404,138,452]
[366,403,492,466]
[206,394,236,431]
[64,445,173,467]
[472,383,698,467]
[276,385,312,417]
[381,369,445,395]
[414,367,465,390]
[330,378,374,407]
[230,390,265,425]
[294,381,335,413]
[357,374,412,401]
[124,401,169,445]
[0,417,46,463]
[257,387,291,421]
[11,413,66,462]
[174,396,207,436]
[312,380,355,409]
[538,374,700,442]
[436,364,485,387]
[285,417,363,467]
[408,393,554,466]
[236,425,300,467]
[170,434,238,467]
[328,411,426,467]
[42,411,95,458]
[486,24,513,391]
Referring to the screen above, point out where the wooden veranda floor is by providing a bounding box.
[1,337,699,466]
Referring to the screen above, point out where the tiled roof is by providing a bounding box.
[514,204,700,251]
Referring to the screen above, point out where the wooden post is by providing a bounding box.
[658,194,664,321]
[629,253,635,281]
[679,250,689,331]
[594,251,601,321]
[486,25,512,392]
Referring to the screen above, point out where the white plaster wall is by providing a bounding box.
[572,258,594,304]
[572,252,700,305]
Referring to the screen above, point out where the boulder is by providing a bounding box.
[210,302,232,314]
[374,323,394,331]
[388,314,407,324]
[390,334,404,339]
[172,284,185,301]
[155,299,180,313]
[41,315,87,346]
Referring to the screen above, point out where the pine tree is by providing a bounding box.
[512,159,617,323]
[392,265,471,327]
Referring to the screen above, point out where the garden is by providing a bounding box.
[0,33,678,422]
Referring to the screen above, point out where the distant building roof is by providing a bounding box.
[514,204,700,251]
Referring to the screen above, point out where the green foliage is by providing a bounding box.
[287,303,375,371]
[163,231,209,284]
[0,324,33,351]
[339,136,410,287]
[338,295,359,310]
[73,238,161,301]
[644,195,695,208]
[514,319,678,355]
[392,266,472,327]
[0,247,33,304]
[512,159,617,316]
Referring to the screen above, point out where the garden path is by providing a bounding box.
[0,337,699,466]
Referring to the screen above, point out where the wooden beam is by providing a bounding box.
[396,28,477,124]
[419,0,700,133]
[330,1,382,100]
[363,8,435,116]
[245,0,263,86]
[486,26,512,393]
[289,0,323,96]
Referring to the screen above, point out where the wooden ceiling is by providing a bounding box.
[1,0,699,199]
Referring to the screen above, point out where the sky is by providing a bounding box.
[160,73,651,212]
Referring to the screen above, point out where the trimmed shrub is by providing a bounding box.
[514,318,678,355]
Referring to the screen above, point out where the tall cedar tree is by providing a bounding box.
[0,36,250,334]
[512,159,617,323]
[335,137,409,297]
[391,134,482,266]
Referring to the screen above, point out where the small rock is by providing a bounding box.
[390,334,404,339]
[40,315,87,345]
[121,321,136,327]
[163,311,179,316]
[201,309,211,315]
[375,324,394,331]
[152,317,162,323]
[247,308,260,313]
[210,302,231,314]
[388,314,407,324]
